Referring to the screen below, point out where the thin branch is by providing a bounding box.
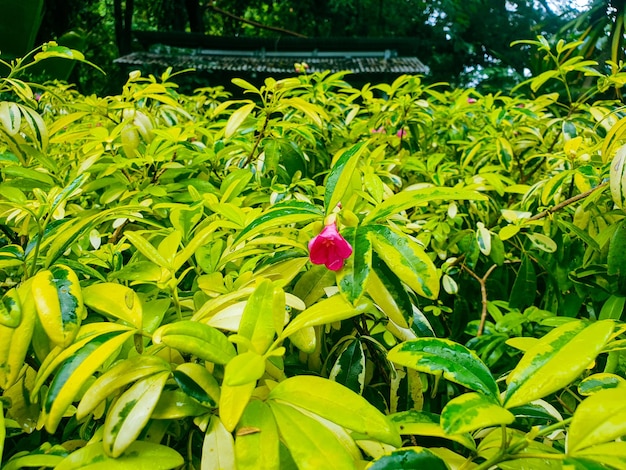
[527,180,608,221]
[463,264,498,336]
[206,2,307,38]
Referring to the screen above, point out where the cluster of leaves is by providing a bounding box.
[1,37,626,469]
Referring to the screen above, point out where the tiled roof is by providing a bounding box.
[115,50,429,75]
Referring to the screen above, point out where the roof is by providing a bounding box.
[115,50,429,75]
[114,32,429,76]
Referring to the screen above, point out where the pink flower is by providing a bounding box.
[396,129,407,138]
[467,97,477,104]
[371,127,386,134]
[308,222,353,271]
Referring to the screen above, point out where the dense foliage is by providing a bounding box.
[2,38,626,469]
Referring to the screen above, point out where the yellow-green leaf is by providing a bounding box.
[568,383,626,453]
[202,415,236,470]
[269,401,357,470]
[503,320,614,408]
[441,392,514,434]
[103,370,170,457]
[389,411,476,451]
[235,400,280,470]
[82,283,142,328]
[388,338,499,399]
[268,375,401,446]
[56,441,183,470]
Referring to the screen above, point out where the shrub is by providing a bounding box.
[1,37,626,469]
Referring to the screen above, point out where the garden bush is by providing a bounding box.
[1,37,626,469]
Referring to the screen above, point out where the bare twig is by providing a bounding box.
[207,2,307,38]
[527,180,608,221]
[463,264,498,336]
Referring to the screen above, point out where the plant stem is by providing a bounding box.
[527,180,608,221]
[463,264,498,336]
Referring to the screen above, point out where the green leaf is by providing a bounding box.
[77,355,171,420]
[572,442,626,470]
[503,320,615,408]
[389,411,476,450]
[367,225,439,299]
[219,381,256,433]
[82,283,142,328]
[224,102,256,139]
[223,351,266,387]
[337,226,372,304]
[526,232,557,253]
[172,362,220,408]
[152,320,236,365]
[125,231,169,268]
[568,383,626,453]
[235,401,280,470]
[367,447,449,470]
[508,255,536,310]
[329,339,366,394]
[2,454,65,470]
[608,220,626,291]
[151,390,208,419]
[268,375,401,446]
[599,295,626,321]
[363,187,487,224]
[367,255,413,328]
[103,370,170,457]
[578,373,625,396]
[202,415,236,470]
[234,201,323,244]
[388,338,499,399]
[281,295,371,339]
[238,279,281,354]
[55,441,183,470]
[44,329,136,433]
[441,392,514,434]
[325,142,367,214]
[268,401,357,470]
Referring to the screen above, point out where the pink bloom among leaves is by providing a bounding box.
[308,222,353,271]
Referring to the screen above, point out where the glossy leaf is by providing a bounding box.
[202,415,236,470]
[281,295,371,338]
[44,329,136,433]
[234,201,323,244]
[77,355,171,419]
[441,392,515,434]
[103,370,170,457]
[367,255,413,328]
[367,447,449,470]
[268,375,401,446]
[389,410,476,450]
[572,442,626,469]
[55,441,184,470]
[235,400,280,470]
[367,225,439,299]
[577,373,625,396]
[504,320,615,408]
[325,142,367,214]
[337,226,372,304]
[238,279,281,354]
[172,362,221,407]
[152,320,236,365]
[568,383,626,453]
[224,101,255,138]
[363,187,487,224]
[329,339,366,394]
[388,338,499,399]
[82,283,142,328]
[269,401,357,470]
